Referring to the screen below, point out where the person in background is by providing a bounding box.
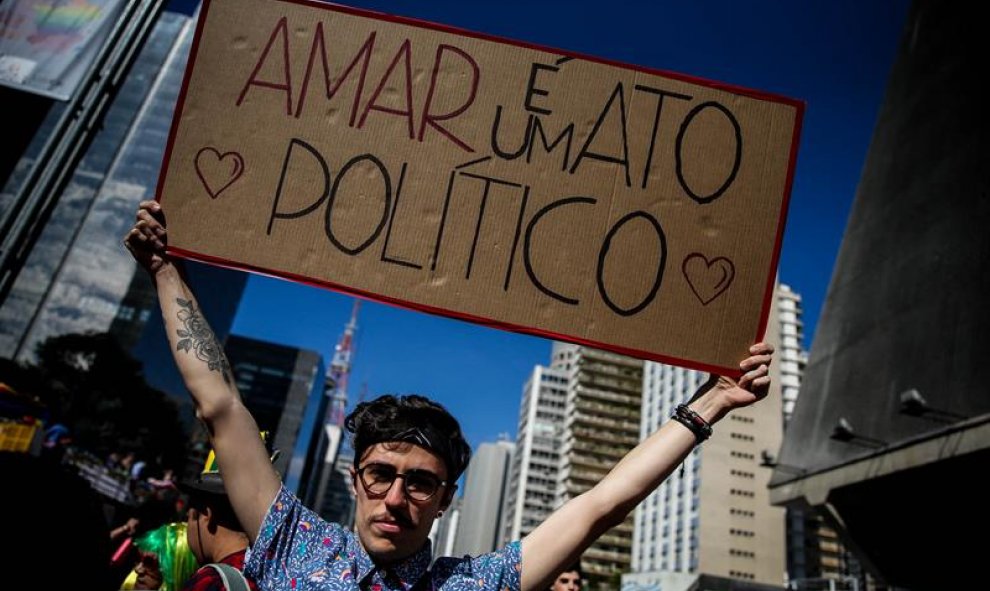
[549,563,582,591]
[121,521,199,590]
[177,452,259,590]
[111,517,141,542]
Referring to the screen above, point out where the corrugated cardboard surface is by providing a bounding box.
[158,0,802,374]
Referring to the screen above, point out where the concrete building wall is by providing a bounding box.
[770,4,990,586]
[699,291,786,584]
[501,364,568,544]
[558,347,644,588]
[454,440,514,556]
[431,497,461,558]
[776,284,807,424]
[633,287,787,587]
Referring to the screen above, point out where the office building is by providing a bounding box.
[501,342,642,588]
[557,346,644,589]
[766,287,869,589]
[430,496,461,558]
[0,5,247,409]
[225,334,326,495]
[630,287,787,587]
[500,353,569,544]
[776,284,807,424]
[454,439,514,556]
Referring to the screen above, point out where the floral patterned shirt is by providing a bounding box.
[245,487,522,591]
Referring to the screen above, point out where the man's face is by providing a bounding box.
[134,552,163,589]
[551,570,582,591]
[351,442,451,564]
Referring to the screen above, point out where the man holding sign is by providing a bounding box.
[124,199,773,591]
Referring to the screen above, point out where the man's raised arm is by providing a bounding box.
[124,200,280,541]
[520,344,773,591]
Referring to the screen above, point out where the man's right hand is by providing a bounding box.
[123,200,170,275]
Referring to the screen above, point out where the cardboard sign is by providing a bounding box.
[157,0,803,374]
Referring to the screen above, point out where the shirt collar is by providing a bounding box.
[352,533,433,591]
[388,539,433,591]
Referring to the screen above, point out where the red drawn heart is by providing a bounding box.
[194,147,244,199]
[682,253,735,305]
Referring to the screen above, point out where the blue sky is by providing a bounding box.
[228,0,912,449]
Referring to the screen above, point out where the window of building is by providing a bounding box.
[729,528,756,537]
[730,488,755,498]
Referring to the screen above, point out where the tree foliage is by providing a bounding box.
[1,332,187,466]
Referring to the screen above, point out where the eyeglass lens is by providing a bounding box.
[360,463,442,500]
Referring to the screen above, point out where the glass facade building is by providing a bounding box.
[225,334,327,496]
[0,6,246,405]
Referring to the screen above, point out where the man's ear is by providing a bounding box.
[203,506,219,533]
[349,465,357,496]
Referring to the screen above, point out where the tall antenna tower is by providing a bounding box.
[308,299,362,524]
[326,299,361,426]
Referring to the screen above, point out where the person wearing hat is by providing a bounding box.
[126,202,773,591]
[178,453,259,591]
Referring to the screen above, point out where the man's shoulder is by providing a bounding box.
[430,541,522,581]
[182,554,259,591]
[181,564,226,591]
[219,549,248,569]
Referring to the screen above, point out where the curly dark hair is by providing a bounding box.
[562,561,583,580]
[344,394,471,481]
[186,489,243,532]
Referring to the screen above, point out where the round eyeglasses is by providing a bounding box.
[356,462,448,501]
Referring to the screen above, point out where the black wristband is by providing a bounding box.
[672,404,713,442]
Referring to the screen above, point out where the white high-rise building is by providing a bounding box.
[777,284,807,423]
[629,283,793,586]
[500,344,572,544]
[430,497,461,558]
[454,439,515,556]
[502,342,643,590]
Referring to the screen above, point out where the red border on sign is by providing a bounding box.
[155,0,806,376]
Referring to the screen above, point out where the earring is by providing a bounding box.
[437,510,444,518]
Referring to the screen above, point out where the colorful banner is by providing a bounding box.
[0,0,126,100]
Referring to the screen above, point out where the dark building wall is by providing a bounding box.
[772,2,989,587]
[777,0,990,475]
[224,334,324,490]
[290,359,328,497]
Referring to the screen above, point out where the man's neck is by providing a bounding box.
[208,528,249,563]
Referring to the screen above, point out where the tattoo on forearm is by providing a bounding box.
[175,298,231,384]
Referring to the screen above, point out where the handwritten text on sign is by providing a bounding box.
[158,0,802,373]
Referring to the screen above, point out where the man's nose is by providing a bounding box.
[384,478,407,507]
